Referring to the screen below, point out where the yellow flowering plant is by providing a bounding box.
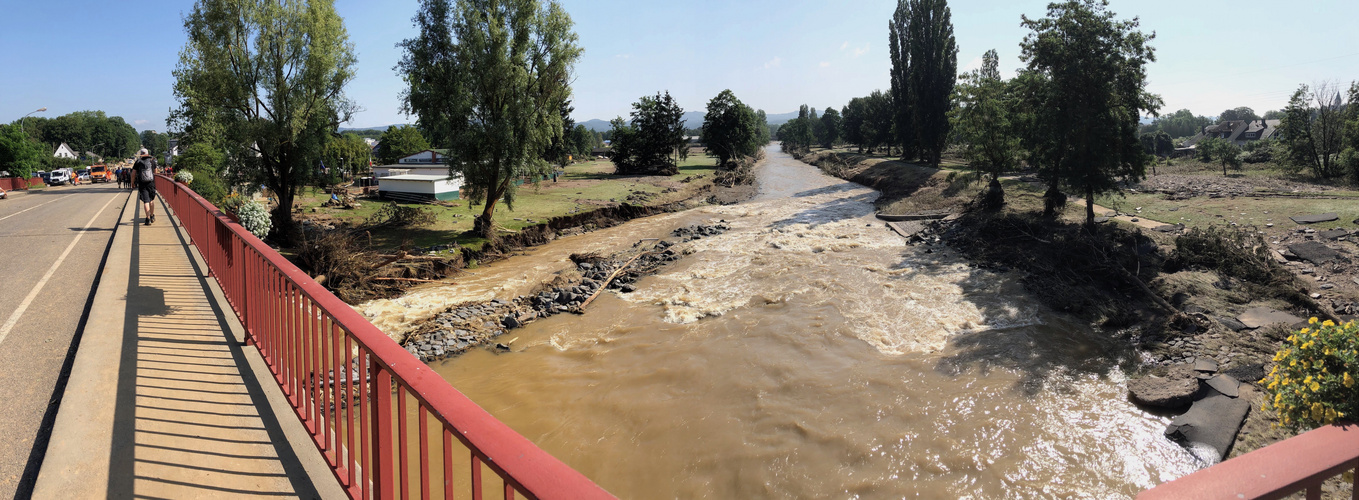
[1259,318,1359,430]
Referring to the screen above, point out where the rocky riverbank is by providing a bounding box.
[790,149,1354,466]
[398,223,731,361]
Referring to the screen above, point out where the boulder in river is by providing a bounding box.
[1128,364,1200,409]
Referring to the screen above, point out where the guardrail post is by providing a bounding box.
[371,364,395,499]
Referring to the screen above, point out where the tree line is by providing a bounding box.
[776,0,1159,225]
[1,110,165,178]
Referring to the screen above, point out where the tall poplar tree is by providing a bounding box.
[1020,0,1161,226]
[172,0,358,234]
[888,2,914,160]
[905,0,958,167]
[398,0,582,237]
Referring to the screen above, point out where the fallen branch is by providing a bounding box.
[371,277,455,284]
[577,252,648,311]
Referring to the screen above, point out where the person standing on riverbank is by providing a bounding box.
[132,149,158,225]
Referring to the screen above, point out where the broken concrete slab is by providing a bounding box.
[1205,374,1240,398]
[1165,393,1251,462]
[1287,241,1341,265]
[1318,229,1349,240]
[1237,306,1303,329]
[1194,358,1219,373]
[1289,213,1339,224]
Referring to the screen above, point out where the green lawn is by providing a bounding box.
[299,157,720,252]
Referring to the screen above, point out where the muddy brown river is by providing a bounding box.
[358,147,1201,498]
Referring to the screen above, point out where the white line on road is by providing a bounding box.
[0,192,121,346]
[0,194,73,223]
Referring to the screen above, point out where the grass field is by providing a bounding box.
[297,156,720,252]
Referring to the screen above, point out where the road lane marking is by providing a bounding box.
[0,194,73,222]
[0,192,121,346]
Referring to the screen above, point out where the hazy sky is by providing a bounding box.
[2,0,1356,132]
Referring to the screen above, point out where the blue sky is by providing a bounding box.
[2,0,1356,132]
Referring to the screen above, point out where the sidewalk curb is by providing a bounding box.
[30,190,135,498]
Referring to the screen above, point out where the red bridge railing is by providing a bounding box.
[156,175,613,500]
[1139,423,1358,500]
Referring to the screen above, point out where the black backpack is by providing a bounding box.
[137,158,156,183]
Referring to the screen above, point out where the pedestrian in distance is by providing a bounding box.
[133,149,159,225]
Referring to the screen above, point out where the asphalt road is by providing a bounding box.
[0,182,127,499]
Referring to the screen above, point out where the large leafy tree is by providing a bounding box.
[140,130,170,156]
[818,108,842,149]
[324,133,373,176]
[841,98,868,152]
[953,49,1019,208]
[609,91,687,175]
[569,124,597,159]
[0,124,46,178]
[1218,106,1260,122]
[376,125,430,164]
[863,90,895,154]
[1196,136,1241,176]
[778,105,816,153]
[542,99,575,166]
[399,0,581,237]
[1020,0,1161,226]
[1279,82,1351,179]
[1144,109,1213,139]
[701,90,762,166]
[171,0,358,234]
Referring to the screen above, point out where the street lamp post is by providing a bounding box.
[20,107,47,134]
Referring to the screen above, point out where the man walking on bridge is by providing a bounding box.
[133,149,158,225]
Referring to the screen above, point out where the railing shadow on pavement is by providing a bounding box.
[104,199,323,498]
[152,175,614,499]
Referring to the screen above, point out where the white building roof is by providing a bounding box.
[381,174,457,181]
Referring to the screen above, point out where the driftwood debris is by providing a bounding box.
[370,277,455,284]
[577,252,648,310]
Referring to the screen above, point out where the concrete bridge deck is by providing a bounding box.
[32,190,343,499]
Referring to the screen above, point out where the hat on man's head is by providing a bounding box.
[137,148,149,156]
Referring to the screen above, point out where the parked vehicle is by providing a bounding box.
[78,169,91,181]
[48,169,71,185]
[38,171,51,185]
[89,165,112,183]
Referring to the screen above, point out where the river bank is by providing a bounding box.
[361,146,1215,498]
[794,148,1356,468]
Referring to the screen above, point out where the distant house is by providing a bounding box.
[590,147,612,157]
[53,142,77,159]
[1179,118,1281,151]
[397,149,450,165]
[377,174,463,202]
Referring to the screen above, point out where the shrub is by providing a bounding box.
[174,171,194,185]
[365,202,436,228]
[229,197,272,238]
[1259,318,1359,430]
